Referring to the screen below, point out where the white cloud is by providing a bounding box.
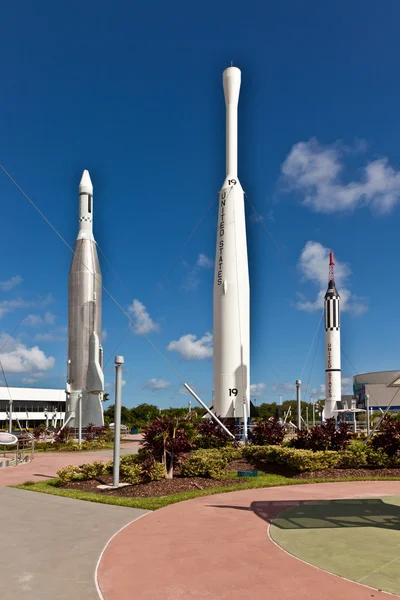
[281,138,400,214]
[197,254,213,269]
[24,314,43,327]
[127,299,159,335]
[142,378,172,392]
[311,384,326,400]
[0,298,33,319]
[0,275,23,291]
[250,383,266,397]
[341,376,353,394]
[183,267,200,291]
[102,329,108,342]
[0,294,54,319]
[272,382,297,394]
[0,334,55,373]
[296,241,368,315]
[21,375,42,384]
[105,382,111,390]
[167,332,213,360]
[44,312,55,325]
[122,379,126,388]
[35,333,65,342]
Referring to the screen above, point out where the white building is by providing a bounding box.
[0,387,65,429]
[354,371,400,412]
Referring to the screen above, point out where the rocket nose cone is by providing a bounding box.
[223,66,241,105]
[79,170,93,194]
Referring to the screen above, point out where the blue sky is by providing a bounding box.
[1,0,400,407]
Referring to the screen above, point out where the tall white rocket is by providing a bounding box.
[324,252,341,420]
[212,67,250,421]
[65,170,104,428]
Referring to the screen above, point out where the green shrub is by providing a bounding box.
[81,440,107,451]
[219,446,243,462]
[147,461,166,481]
[366,448,390,467]
[243,445,340,472]
[120,453,140,467]
[181,449,228,479]
[79,461,108,479]
[337,449,367,469]
[57,465,81,483]
[120,463,142,484]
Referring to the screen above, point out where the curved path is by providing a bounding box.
[0,436,141,486]
[98,481,400,600]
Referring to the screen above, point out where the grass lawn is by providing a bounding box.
[15,473,400,511]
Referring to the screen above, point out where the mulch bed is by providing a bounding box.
[63,475,247,498]
[295,468,400,479]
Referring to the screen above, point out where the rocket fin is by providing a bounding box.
[87,332,104,394]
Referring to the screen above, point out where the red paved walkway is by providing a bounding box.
[98,481,400,600]
[0,437,141,486]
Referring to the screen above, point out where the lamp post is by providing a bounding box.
[296,380,301,430]
[113,356,124,488]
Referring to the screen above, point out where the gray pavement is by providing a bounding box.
[0,487,148,600]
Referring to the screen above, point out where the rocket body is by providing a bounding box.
[212,67,250,420]
[65,171,104,428]
[324,260,341,420]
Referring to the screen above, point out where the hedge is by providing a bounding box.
[243,444,400,472]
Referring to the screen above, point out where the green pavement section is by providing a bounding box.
[270,496,400,596]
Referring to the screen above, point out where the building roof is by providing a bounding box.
[0,387,65,402]
[354,371,400,385]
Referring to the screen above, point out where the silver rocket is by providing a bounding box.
[323,252,341,420]
[65,170,104,428]
[212,67,250,421]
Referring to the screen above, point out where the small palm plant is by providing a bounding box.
[142,415,195,479]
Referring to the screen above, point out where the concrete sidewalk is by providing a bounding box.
[0,487,148,600]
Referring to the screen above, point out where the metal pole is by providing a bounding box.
[306,406,309,430]
[243,397,248,445]
[296,380,301,430]
[8,400,12,433]
[366,394,370,436]
[188,401,192,413]
[279,394,283,406]
[113,356,124,488]
[311,397,315,427]
[78,394,82,447]
[183,384,235,439]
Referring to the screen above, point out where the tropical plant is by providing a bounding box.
[142,415,195,479]
[195,419,238,449]
[249,418,285,446]
[291,418,351,451]
[371,415,400,456]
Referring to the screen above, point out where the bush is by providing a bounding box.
[195,420,238,449]
[79,461,108,479]
[81,439,107,451]
[180,449,229,479]
[119,463,142,484]
[219,446,243,462]
[291,419,351,451]
[54,426,73,446]
[366,447,391,467]
[243,445,341,472]
[57,465,81,483]
[249,419,285,446]
[371,415,400,457]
